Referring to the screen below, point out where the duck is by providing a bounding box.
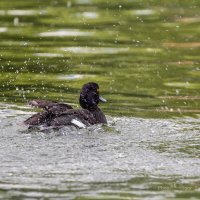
[24,82,107,128]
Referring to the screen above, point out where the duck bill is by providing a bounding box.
[99,96,107,103]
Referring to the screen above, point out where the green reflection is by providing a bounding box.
[0,0,199,118]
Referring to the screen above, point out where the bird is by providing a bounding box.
[24,82,107,129]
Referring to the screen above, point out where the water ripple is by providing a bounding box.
[39,29,94,37]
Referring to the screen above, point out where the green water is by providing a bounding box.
[0,1,200,200]
[0,0,199,118]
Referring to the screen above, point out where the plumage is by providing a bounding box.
[24,82,107,128]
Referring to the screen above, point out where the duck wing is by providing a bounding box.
[24,111,52,126]
[50,109,96,128]
[28,100,73,112]
[25,100,73,127]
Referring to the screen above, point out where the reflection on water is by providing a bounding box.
[33,53,64,57]
[62,46,129,54]
[58,74,96,80]
[132,9,156,16]
[0,0,200,199]
[39,29,94,37]
[164,82,200,89]
[0,27,7,32]
[0,0,199,118]
[79,11,99,19]
[5,10,37,16]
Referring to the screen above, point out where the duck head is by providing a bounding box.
[79,82,107,111]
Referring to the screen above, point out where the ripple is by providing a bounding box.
[0,106,200,199]
[1,10,38,16]
[58,74,95,80]
[132,9,156,16]
[62,47,129,54]
[0,27,7,33]
[39,29,93,37]
[78,12,99,19]
[163,42,200,48]
[0,104,34,118]
[76,0,92,4]
[176,17,200,23]
[33,53,64,57]
[0,109,32,118]
[164,82,200,89]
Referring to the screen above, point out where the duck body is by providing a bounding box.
[24,82,107,128]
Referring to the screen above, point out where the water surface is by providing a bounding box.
[0,105,200,199]
[0,0,200,199]
[0,0,199,117]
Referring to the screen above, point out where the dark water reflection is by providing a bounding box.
[0,0,199,118]
[0,1,200,199]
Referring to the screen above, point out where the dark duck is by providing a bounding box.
[24,82,107,128]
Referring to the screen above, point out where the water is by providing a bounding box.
[0,0,199,118]
[0,0,200,199]
[0,105,200,199]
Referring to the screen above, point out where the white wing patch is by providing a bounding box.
[71,119,86,128]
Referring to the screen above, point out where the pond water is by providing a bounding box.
[0,0,200,199]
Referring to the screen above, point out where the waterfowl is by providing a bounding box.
[24,82,107,128]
